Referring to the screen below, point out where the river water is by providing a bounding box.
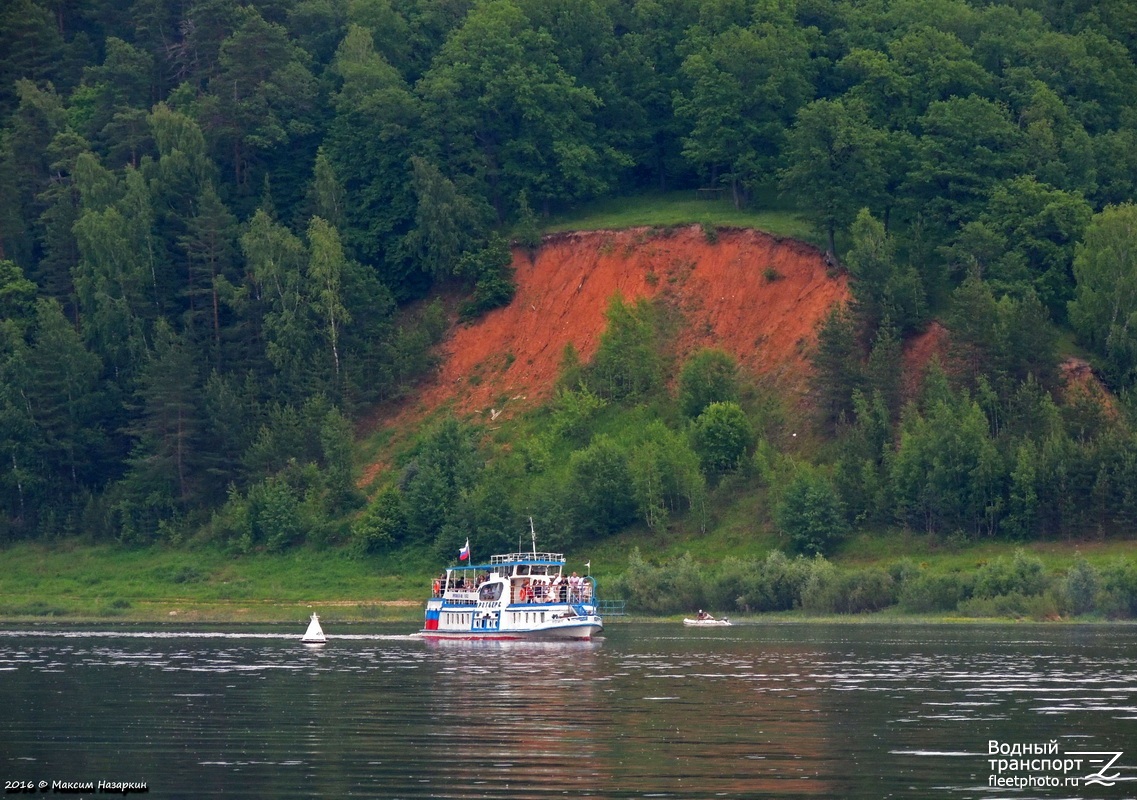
[2,622,1136,799]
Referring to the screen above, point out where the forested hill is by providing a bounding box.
[2,0,1137,556]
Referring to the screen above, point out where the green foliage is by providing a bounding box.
[845,208,926,336]
[456,233,515,320]
[724,550,812,612]
[780,98,886,253]
[898,570,972,613]
[1069,203,1137,390]
[628,421,706,532]
[811,305,864,434]
[776,467,849,556]
[619,548,707,614]
[800,559,897,614]
[678,348,739,419]
[548,385,607,444]
[690,401,755,474]
[564,434,636,540]
[351,485,406,556]
[1064,556,1100,615]
[890,388,1003,536]
[4,0,1137,555]
[973,550,1047,599]
[586,295,662,401]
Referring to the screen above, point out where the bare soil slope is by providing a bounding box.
[406,225,849,420]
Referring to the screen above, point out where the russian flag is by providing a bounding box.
[458,539,470,561]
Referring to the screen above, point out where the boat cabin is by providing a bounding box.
[431,551,594,606]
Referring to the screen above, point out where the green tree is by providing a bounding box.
[565,434,636,539]
[352,485,406,555]
[904,95,1026,240]
[119,319,202,513]
[1068,203,1137,390]
[691,401,755,474]
[21,297,108,492]
[675,18,814,207]
[196,6,318,193]
[980,176,1092,320]
[776,467,849,556]
[240,209,317,396]
[406,156,491,281]
[588,294,662,401]
[419,0,618,218]
[891,390,1005,536]
[179,182,238,359]
[325,24,424,292]
[306,217,352,386]
[678,347,739,419]
[845,208,926,336]
[780,98,886,255]
[811,304,864,434]
[628,421,706,532]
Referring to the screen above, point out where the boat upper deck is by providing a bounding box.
[488,551,564,565]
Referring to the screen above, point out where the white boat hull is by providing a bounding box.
[422,598,602,640]
[683,618,731,626]
[417,618,603,641]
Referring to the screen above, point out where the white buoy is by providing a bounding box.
[301,612,327,644]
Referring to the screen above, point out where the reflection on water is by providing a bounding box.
[2,624,1136,798]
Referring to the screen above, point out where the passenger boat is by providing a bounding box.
[419,546,603,641]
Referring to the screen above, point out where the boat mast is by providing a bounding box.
[529,516,537,555]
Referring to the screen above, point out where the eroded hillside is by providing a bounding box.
[395,225,849,423]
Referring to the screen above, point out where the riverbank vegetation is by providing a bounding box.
[2,534,1136,623]
[3,0,1137,619]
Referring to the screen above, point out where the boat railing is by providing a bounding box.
[489,552,564,564]
[596,599,626,616]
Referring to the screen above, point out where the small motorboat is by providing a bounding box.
[301,612,327,644]
[683,612,731,626]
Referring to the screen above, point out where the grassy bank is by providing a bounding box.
[541,189,815,242]
[0,542,426,624]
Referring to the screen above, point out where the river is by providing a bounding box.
[2,622,1136,798]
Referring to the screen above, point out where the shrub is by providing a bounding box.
[801,560,897,614]
[800,557,839,613]
[898,571,972,613]
[957,591,1060,620]
[715,550,812,612]
[973,550,1046,598]
[620,549,708,614]
[1064,557,1100,615]
[1097,560,1137,618]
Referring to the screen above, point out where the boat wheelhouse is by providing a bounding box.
[420,550,602,640]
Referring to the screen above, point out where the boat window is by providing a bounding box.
[515,565,529,576]
[530,565,547,576]
[479,582,503,602]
